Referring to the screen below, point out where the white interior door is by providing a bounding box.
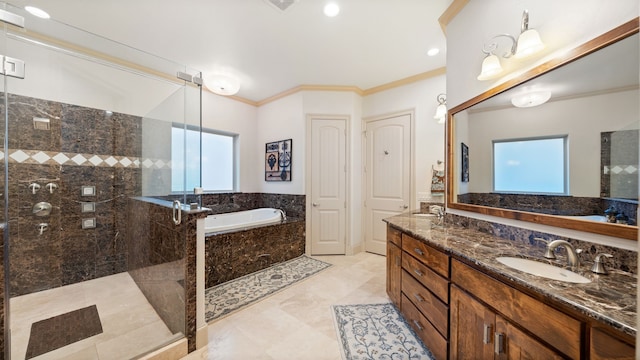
[310,117,347,255]
[364,113,411,255]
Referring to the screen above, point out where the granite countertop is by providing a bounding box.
[384,212,637,338]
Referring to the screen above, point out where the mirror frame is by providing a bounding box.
[446,17,639,241]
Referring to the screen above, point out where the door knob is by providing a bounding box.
[402,205,409,209]
[312,202,319,207]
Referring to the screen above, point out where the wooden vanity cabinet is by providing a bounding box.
[387,225,636,360]
[400,233,451,360]
[450,285,564,360]
[386,226,402,307]
[452,259,580,359]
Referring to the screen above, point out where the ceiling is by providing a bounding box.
[10,0,451,102]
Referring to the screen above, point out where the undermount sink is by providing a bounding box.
[496,257,591,284]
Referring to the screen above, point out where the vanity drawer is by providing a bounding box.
[387,225,402,246]
[402,252,449,302]
[402,234,449,278]
[451,259,581,359]
[401,294,447,360]
[402,269,448,337]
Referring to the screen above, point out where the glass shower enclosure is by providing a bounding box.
[0,3,202,359]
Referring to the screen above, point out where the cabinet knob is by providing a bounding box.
[413,293,425,303]
[414,248,424,256]
[413,269,423,277]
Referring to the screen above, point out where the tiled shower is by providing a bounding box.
[0,4,203,359]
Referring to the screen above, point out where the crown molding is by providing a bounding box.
[438,0,469,35]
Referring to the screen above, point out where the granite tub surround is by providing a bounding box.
[126,197,208,353]
[383,213,637,338]
[205,219,305,288]
[159,193,306,219]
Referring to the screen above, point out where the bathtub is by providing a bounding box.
[205,208,283,233]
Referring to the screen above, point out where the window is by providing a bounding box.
[493,136,567,194]
[171,125,236,192]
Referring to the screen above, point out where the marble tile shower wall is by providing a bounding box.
[2,93,143,297]
[446,213,638,274]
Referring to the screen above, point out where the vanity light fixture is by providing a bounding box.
[477,10,545,81]
[434,93,447,124]
[205,74,241,96]
[24,6,50,19]
[510,91,551,108]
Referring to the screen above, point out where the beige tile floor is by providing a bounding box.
[183,252,388,360]
[10,272,181,360]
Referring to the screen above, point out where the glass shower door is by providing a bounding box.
[0,3,202,359]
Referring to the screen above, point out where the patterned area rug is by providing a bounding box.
[205,255,331,322]
[332,303,434,360]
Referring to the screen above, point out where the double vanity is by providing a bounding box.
[384,213,636,359]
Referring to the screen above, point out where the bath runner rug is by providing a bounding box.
[332,303,434,360]
[205,255,331,322]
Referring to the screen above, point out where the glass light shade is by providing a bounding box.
[434,104,447,120]
[514,29,545,59]
[205,74,240,96]
[511,91,551,108]
[477,54,503,80]
[436,115,446,124]
[25,6,50,19]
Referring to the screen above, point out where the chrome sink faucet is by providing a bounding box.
[544,240,580,269]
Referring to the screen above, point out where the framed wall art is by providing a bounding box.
[265,139,292,181]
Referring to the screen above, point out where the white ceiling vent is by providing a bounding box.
[264,0,299,12]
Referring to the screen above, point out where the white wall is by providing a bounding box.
[362,74,447,205]
[465,89,639,196]
[256,92,305,194]
[201,91,260,192]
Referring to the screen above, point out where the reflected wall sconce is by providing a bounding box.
[477,10,545,81]
[434,93,447,124]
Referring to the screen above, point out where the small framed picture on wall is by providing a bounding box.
[265,139,292,181]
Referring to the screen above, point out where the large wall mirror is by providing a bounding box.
[447,18,639,240]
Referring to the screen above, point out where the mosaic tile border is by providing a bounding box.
[1,149,171,169]
[604,165,638,175]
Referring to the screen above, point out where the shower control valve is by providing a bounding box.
[33,202,52,216]
[37,223,48,235]
[29,183,41,194]
[45,182,58,194]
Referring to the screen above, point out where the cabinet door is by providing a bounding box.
[450,285,495,360]
[495,316,564,360]
[386,241,402,306]
[590,327,635,360]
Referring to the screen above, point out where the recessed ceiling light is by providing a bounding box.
[25,6,50,19]
[324,3,340,17]
[427,48,440,57]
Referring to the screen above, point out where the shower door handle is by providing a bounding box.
[173,200,181,225]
